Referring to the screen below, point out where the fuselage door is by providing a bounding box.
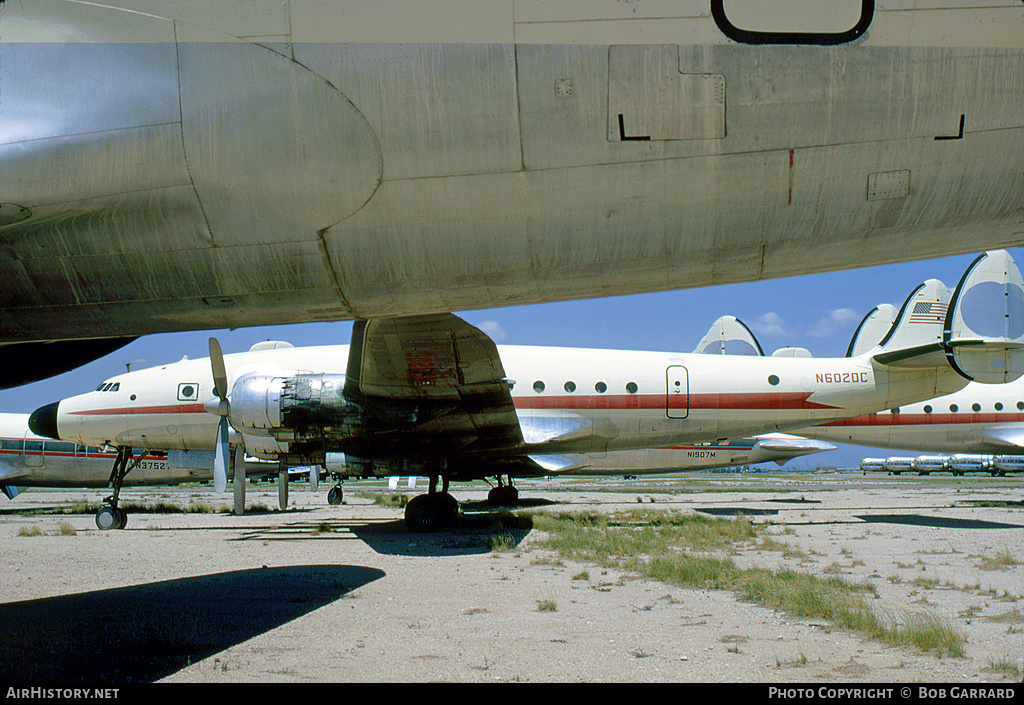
[666,365,689,419]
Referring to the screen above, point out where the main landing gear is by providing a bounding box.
[487,475,519,507]
[96,446,148,530]
[404,474,461,533]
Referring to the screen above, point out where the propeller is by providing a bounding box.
[206,337,230,494]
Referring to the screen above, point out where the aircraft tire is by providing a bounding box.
[327,486,343,505]
[404,494,444,533]
[96,506,123,531]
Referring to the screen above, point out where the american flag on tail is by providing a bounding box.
[908,300,948,324]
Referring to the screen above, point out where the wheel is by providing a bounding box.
[327,485,343,505]
[436,492,462,525]
[116,509,128,530]
[488,485,519,507]
[405,494,449,532]
[96,506,122,531]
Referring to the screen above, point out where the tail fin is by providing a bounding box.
[693,316,764,356]
[846,303,898,357]
[944,250,1024,383]
[871,278,950,365]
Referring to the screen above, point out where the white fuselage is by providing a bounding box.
[51,343,966,461]
[801,378,1024,455]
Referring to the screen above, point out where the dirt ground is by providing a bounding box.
[1,472,1022,684]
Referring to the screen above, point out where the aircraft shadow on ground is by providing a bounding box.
[695,507,780,517]
[854,514,1024,530]
[349,504,537,557]
[0,564,384,683]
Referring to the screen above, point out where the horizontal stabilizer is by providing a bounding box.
[692,316,764,356]
[527,454,591,474]
[980,427,1024,450]
[753,434,836,454]
[846,303,898,357]
[944,250,1024,383]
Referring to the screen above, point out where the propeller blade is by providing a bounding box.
[232,444,246,515]
[213,417,229,494]
[209,337,228,400]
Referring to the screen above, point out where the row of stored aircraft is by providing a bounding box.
[2,1,1023,389]
[21,250,1024,531]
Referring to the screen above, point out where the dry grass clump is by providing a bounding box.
[535,509,966,657]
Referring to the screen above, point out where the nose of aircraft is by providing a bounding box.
[29,401,60,440]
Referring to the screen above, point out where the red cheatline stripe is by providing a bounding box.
[70,393,838,416]
[69,403,207,416]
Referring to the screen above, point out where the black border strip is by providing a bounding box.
[711,0,874,46]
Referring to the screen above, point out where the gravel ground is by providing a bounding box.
[1,472,1022,684]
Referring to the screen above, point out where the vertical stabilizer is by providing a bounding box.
[692,316,764,356]
[873,279,950,360]
[846,303,898,357]
[944,250,1024,383]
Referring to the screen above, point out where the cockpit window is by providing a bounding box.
[96,382,121,392]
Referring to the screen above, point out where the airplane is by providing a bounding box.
[2,316,833,524]
[0,407,833,523]
[28,250,1024,531]
[2,1,1024,388]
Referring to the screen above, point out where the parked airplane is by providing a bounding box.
[0,408,833,524]
[2,2,1024,388]
[859,453,1023,476]
[28,251,1024,530]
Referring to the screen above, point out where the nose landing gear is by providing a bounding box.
[95,446,148,530]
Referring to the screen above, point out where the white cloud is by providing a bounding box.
[749,312,790,337]
[477,320,507,342]
[807,308,860,338]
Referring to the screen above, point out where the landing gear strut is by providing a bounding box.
[96,446,148,530]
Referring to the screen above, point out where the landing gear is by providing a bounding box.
[95,446,147,530]
[487,476,519,507]
[404,472,461,532]
[404,492,461,532]
[327,484,344,505]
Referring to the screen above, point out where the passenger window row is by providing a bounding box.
[531,380,639,394]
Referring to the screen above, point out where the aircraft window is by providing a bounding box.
[711,0,873,46]
[102,383,112,392]
[595,381,607,393]
[1018,401,1024,411]
[178,382,199,401]
[95,383,105,391]
[110,383,119,392]
[626,382,638,394]
[768,375,779,386]
[972,403,981,412]
[533,381,545,393]
[891,408,899,414]
[564,381,576,393]
[950,404,959,412]
[923,405,932,414]
[995,402,1003,411]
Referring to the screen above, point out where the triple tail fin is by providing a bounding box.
[943,250,1024,383]
[846,303,898,357]
[871,279,950,367]
[872,250,1024,383]
[692,316,764,356]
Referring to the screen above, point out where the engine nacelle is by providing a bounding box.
[229,373,357,442]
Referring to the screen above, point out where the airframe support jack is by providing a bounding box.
[232,445,246,515]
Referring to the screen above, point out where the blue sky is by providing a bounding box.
[4,247,1020,470]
